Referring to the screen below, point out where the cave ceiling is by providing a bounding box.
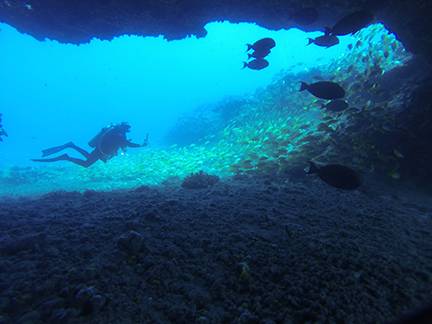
[0,0,431,60]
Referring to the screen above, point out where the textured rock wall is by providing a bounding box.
[0,0,431,59]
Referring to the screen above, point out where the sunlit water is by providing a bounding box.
[0,21,410,196]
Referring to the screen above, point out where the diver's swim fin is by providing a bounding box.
[41,142,72,157]
[32,154,69,163]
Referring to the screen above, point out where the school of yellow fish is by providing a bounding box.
[0,24,412,196]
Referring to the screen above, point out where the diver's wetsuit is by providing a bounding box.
[32,124,147,168]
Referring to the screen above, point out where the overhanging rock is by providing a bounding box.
[0,0,431,60]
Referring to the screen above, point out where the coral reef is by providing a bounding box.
[1,177,432,322]
[181,171,220,189]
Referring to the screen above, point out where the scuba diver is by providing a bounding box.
[32,122,148,168]
[0,113,8,142]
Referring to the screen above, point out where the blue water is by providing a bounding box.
[0,20,411,197]
[0,21,353,167]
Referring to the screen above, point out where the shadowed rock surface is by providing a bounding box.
[0,0,431,60]
[0,177,431,323]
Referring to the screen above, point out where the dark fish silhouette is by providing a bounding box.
[306,161,362,190]
[243,59,269,70]
[321,99,349,112]
[290,7,319,25]
[307,34,340,48]
[300,81,345,100]
[248,48,271,60]
[246,38,276,52]
[326,10,374,36]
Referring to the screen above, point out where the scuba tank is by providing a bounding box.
[88,123,128,161]
[88,125,114,148]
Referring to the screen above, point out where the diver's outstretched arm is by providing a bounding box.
[127,141,142,148]
[127,133,149,148]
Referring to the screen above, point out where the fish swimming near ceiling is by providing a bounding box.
[307,34,340,48]
[248,47,271,60]
[246,38,276,52]
[321,99,349,112]
[243,59,269,70]
[326,10,374,36]
[306,161,362,190]
[300,81,345,100]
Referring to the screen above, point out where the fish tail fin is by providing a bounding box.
[300,82,308,92]
[246,44,252,52]
[306,161,319,174]
[242,62,248,69]
[307,38,314,46]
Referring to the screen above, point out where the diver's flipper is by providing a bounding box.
[41,142,72,157]
[32,154,69,163]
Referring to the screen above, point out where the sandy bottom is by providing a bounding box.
[0,176,432,323]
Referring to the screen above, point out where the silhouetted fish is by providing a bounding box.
[326,10,374,36]
[248,48,271,60]
[306,161,362,190]
[243,59,269,70]
[246,38,276,52]
[300,81,345,100]
[290,7,319,25]
[307,34,339,48]
[321,99,349,112]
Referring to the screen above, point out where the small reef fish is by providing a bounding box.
[248,47,271,60]
[243,59,269,70]
[306,161,362,190]
[290,7,319,25]
[246,38,276,52]
[300,81,345,100]
[321,99,349,112]
[326,10,374,36]
[307,34,340,48]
